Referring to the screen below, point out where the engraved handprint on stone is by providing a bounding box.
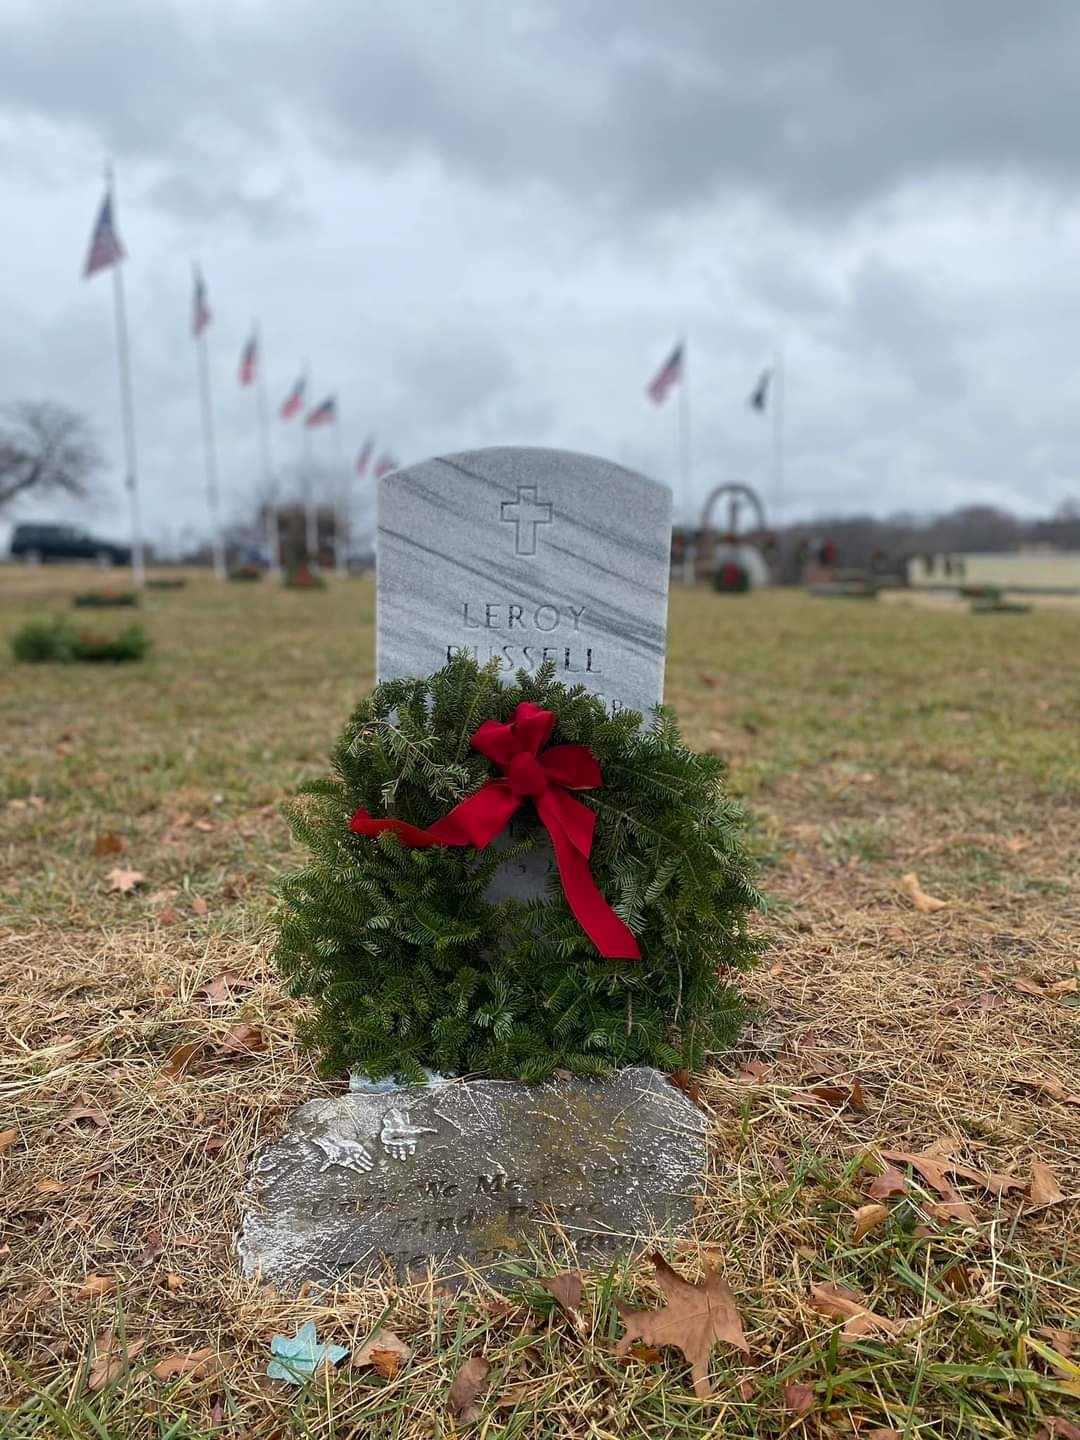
[310,1134,375,1175]
[379,1108,437,1161]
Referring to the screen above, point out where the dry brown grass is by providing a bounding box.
[1,569,1078,1437]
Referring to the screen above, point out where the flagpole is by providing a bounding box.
[333,408,348,578]
[772,345,785,532]
[253,322,278,574]
[678,336,692,558]
[194,267,226,581]
[105,165,145,587]
[301,361,318,565]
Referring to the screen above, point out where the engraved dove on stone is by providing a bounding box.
[379,1108,437,1161]
[309,1133,375,1175]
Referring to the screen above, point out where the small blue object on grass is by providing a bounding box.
[267,1322,349,1384]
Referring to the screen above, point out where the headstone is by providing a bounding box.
[376,447,672,900]
[376,447,672,719]
[237,1068,705,1291]
[238,448,697,1291]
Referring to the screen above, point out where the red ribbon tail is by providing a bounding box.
[538,794,641,960]
[348,808,442,848]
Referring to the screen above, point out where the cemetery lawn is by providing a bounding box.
[1,566,1078,1439]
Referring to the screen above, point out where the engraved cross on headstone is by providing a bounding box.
[500,485,552,556]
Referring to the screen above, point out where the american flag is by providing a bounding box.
[192,268,211,337]
[373,453,398,479]
[355,437,374,475]
[280,376,305,420]
[646,343,683,404]
[305,396,335,427]
[83,189,125,279]
[239,332,258,386]
[749,368,771,411]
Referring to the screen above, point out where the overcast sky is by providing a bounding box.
[3,0,1080,547]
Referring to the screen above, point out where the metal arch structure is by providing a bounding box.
[698,482,768,539]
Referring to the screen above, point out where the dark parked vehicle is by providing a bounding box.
[10,523,131,567]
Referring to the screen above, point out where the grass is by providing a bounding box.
[1,567,1078,1438]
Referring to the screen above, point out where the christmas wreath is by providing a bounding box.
[274,655,762,1082]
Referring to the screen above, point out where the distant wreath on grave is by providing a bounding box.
[273,653,762,1083]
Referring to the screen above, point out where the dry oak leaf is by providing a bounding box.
[852,1203,890,1242]
[1036,1423,1080,1440]
[900,872,947,913]
[78,1274,117,1300]
[537,1270,584,1320]
[198,970,248,1006]
[352,1328,412,1379]
[783,1381,815,1415]
[151,1347,216,1382]
[1029,1162,1066,1208]
[668,1068,704,1108]
[0,1128,18,1155]
[809,1282,901,1340]
[867,1165,908,1201]
[881,1145,1025,1201]
[107,867,145,894]
[94,832,126,857]
[447,1356,492,1423]
[615,1252,748,1401]
[191,895,209,917]
[161,1040,206,1079]
[795,1080,868,1114]
[1047,976,1078,995]
[86,1332,146,1393]
[219,1023,267,1057]
[62,1102,108,1131]
[1015,977,1051,999]
[1035,1327,1076,1361]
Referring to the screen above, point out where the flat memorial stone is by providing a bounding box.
[237,1067,706,1291]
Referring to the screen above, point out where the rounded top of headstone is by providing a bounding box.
[383,446,671,510]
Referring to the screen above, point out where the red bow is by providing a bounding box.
[349,701,640,960]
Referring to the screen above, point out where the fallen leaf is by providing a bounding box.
[94,832,126,857]
[941,992,1003,1016]
[881,1145,1024,1200]
[219,1024,266,1057]
[62,1102,108,1131]
[78,1274,117,1300]
[783,1381,815,1415]
[193,818,215,833]
[1029,1162,1066,1207]
[1015,977,1050,998]
[198,971,246,1006]
[1047,977,1078,995]
[352,1327,412,1379]
[136,1231,164,1267]
[867,1165,908,1201]
[1035,1327,1076,1361]
[161,1272,185,1292]
[1036,1422,1080,1440]
[86,1332,146,1392]
[625,1342,663,1365]
[767,961,785,977]
[536,1270,584,1321]
[941,1263,975,1295]
[162,1040,206,1078]
[809,1281,901,1340]
[106,867,145,894]
[151,1347,216,1381]
[737,1377,755,1401]
[447,1356,492,1422]
[925,1200,978,1225]
[1004,837,1029,853]
[191,896,209,917]
[900,872,947,913]
[0,1128,19,1155]
[615,1252,748,1400]
[736,1059,770,1083]
[852,1203,889,1242]
[158,907,179,927]
[668,1069,703,1108]
[794,1081,867,1114]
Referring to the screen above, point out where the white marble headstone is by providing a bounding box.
[377,447,672,717]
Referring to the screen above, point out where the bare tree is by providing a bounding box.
[0,400,102,511]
